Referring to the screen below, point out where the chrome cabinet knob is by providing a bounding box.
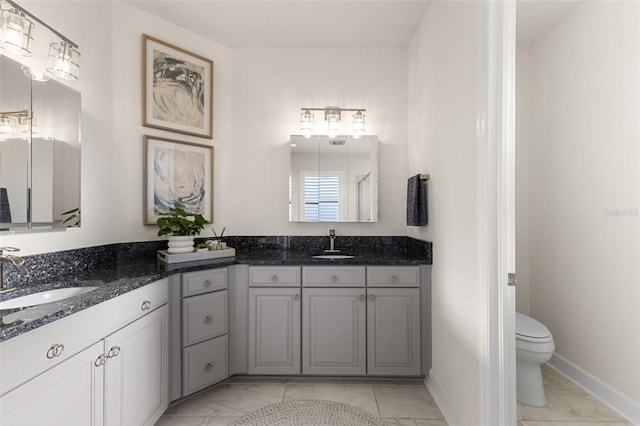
[107,346,121,358]
[391,275,399,283]
[141,300,152,311]
[205,315,213,324]
[95,354,107,367]
[46,343,65,359]
[205,362,214,372]
[271,275,279,282]
[331,275,339,283]
[368,294,376,301]
[293,294,300,301]
[359,294,365,302]
[203,279,212,287]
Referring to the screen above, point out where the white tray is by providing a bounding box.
[157,247,236,264]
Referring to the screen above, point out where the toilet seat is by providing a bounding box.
[516,313,553,343]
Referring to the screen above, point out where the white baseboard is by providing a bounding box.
[424,371,465,426]
[548,354,640,425]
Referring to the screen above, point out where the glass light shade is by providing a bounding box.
[0,115,15,134]
[46,41,81,80]
[300,110,313,138]
[22,65,49,82]
[0,9,34,56]
[352,111,365,139]
[326,110,340,137]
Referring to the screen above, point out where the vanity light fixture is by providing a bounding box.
[0,0,81,80]
[299,107,366,138]
[300,109,314,138]
[0,6,33,55]
[0,110,32,137]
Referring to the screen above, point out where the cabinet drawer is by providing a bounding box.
[182,268,227,297]
[183,290,228,346]
[249,266,300,287]
[183,335,228,396]
[367,266,420,287]
[0,278,168,396]
[302,266,366,287]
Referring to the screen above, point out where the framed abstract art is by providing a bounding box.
[142,34,213,139]
[143,135,213,224]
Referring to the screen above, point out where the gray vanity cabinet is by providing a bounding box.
[366,288,421,376]
[248,267,301,375]
[180,268,229,396]
[366,266,421,376]
[301,266,367,375]
[302,287,367,375]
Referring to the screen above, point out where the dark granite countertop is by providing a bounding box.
[0,240,431,343]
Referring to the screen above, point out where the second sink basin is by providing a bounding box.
[0,286,99,310]
[312,254,355,260]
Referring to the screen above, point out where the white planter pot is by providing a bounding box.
[167,235,195,254]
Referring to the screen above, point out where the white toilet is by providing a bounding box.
[516,312,555,407]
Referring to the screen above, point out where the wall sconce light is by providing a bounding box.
[0,0,81,80]
[299,107,366,138]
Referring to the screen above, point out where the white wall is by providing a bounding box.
[525,0,639,407]
[229,48,408,236]
[0,2,408,255]
[407,2,487,424]
[515,46,531,315]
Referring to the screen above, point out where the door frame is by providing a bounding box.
[478,1,517,424]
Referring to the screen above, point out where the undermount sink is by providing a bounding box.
[312,254,355,260]
[0,286,99,310]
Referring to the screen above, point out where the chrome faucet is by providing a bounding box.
[325,229,339,253]
[0,247,24,295]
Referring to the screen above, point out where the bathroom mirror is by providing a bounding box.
[0,54,81,231]
[289,135,378,222]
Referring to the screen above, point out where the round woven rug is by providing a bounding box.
[228,399,387,426]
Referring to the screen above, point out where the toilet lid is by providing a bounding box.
[516,313,551,339]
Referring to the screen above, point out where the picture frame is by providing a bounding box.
[142,34,213,139]
[143,135,214,225]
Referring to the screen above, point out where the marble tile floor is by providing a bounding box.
[518,364,630,426]
[156,364,630,426]
[155,377,448,426]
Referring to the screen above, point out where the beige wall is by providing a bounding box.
[522,0,639,405]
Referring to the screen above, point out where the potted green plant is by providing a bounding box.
[156,208,206,254]
[196,242,209,252]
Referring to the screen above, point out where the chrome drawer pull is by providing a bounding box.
[203,279,212,287]
[46,343,65,359]
[391,275,399,283]
[271,275,279,282]
[205,362,214,372]
[331,275,338,283]
[95,354,107,367]
[107,346,121,358]
[205,315,213,324]
[141,300,152,311]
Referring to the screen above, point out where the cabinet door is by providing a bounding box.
[248,287,301,375]
[302,288,366,375]
[367,288,421,376]
[0,341,105,426]
[104,305,169,426]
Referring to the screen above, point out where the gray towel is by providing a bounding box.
[406,175,428,226]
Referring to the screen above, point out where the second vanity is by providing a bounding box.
[0,239,432,425]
